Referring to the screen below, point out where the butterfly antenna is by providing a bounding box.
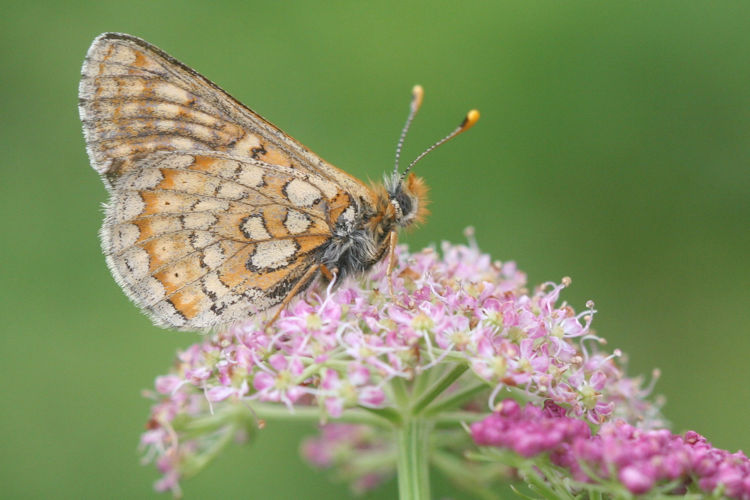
[393,85,425,176]
[401,108,480,181]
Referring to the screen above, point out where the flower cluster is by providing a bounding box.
[471,399,591,458]
[472,399,750,498]
[140,234,660,495]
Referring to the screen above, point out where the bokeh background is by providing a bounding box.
[2,1,749,498]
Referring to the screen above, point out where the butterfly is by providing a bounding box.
[79,32,479,331]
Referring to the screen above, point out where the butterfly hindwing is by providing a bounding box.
[101,151,337,330]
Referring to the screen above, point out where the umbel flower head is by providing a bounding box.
[141,231,668,497]
[472,400,750,499]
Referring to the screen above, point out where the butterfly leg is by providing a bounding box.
[266,264,321,329]
[386,230,398,295]
[320,264,337,281]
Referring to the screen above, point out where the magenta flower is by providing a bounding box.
[471,400,591,458]
[472,400,750,498]
[139,234,671,497]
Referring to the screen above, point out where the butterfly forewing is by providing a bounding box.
[79,32,374,203]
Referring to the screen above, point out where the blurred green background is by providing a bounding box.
[2,1,749,498]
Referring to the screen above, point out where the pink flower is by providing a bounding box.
[320,364,386,418]
[473,400,750,499]
[252,354,305,407]
[140,240,661,495]
[471,400,590,457]
[155,375,182,394]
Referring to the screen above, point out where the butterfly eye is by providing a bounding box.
[395,191,413,219]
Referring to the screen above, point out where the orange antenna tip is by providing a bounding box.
[461,109,480,131]
[402,107,479,176]
[411,85,424,111]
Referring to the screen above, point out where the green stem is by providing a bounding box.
[391,376,411,407]
[181,423,238,478]
[412,365,437,398]
[412,364,468,415]
[422,380,489,417]
[358,405,403,426]
[250,403,391,427]
[396,418,431,500]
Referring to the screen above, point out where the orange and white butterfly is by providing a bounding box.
[79,33,478,331]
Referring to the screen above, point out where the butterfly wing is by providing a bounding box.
[79,32,373,204]
[80,33,379,330]
[102,151,355,330]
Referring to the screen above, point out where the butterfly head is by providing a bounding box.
[384,171,429,228]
